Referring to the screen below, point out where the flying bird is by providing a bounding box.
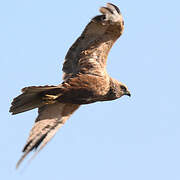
[10,3,131,168]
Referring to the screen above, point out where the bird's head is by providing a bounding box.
[107,78,131,101]
[117,82,131,98]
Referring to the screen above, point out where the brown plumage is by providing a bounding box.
[9,3,131,168]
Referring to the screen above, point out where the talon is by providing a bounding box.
[45,94,59,100]
[42,97,56,104]
[42,93,62,104]
[44,93,62,100]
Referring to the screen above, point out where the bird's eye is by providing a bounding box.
[120,85,127,91]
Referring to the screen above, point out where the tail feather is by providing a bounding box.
[10,93,42,115]
[21,85,57,93]
[9,85,62,115]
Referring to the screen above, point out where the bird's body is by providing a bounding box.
[10,3,130,168]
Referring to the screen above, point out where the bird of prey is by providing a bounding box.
[10,3,131,168]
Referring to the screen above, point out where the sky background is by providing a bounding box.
[1,0,180,179]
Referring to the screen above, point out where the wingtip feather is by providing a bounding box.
[16,151,30,169]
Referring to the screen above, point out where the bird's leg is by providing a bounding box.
[42,93,62,104]
[44,94,61,99]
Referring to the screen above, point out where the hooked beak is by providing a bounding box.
[125,91,131,97]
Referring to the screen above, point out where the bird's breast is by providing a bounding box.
[59,74,110,104]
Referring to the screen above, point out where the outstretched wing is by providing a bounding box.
[62,3,124,80]
[16,102,79,168]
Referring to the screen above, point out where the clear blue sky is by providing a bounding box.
[1,0,180,179]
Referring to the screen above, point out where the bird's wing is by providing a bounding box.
[16,102,79,168]
[62,3,124,80]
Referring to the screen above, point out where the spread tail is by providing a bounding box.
[9,85,63,115]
